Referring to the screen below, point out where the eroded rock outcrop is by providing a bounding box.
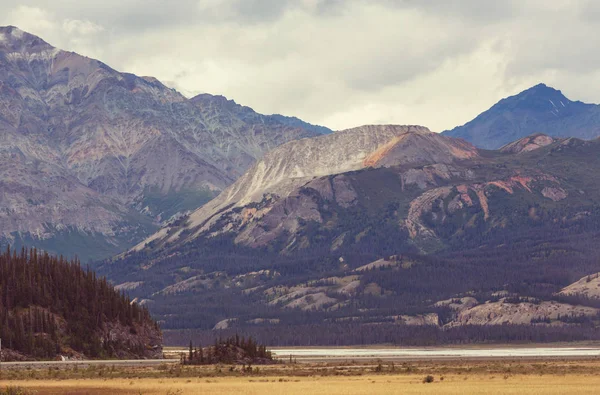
[500,134,558,154]
[451,300,598,326]
[559,273,600,298]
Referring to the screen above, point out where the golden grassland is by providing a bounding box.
[3,358,600,394]
[6,375,600,395]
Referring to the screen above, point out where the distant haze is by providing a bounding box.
[2,1,600,131]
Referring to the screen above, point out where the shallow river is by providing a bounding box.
[270,347,600,361]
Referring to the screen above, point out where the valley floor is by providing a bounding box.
[3,358,600,394]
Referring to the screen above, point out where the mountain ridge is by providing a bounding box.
[131,124,479,252]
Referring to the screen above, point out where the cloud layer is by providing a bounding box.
[2,1,600,131]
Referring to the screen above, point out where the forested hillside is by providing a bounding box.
[0,247,161,361]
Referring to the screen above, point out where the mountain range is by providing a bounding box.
[5,26,600,345]
[4,26,600,262]
[105,124,600,343]
[0,26,328,261]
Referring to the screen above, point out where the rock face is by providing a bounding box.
[101,321,162,359]
[0,26,326,260]
[434,297,479,312]
[133,125,479,251]
[443,84,600,149]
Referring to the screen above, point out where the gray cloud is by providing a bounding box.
[1,1,600,131]
[386,0,519,22]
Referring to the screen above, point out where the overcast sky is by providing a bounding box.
[2,0,600,131]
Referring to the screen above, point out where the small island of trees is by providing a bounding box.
[182,335,274,365]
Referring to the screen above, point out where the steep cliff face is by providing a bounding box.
[0,26,325,259]
[133,125,479,251]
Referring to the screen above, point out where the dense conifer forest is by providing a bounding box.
[0,246,160,360]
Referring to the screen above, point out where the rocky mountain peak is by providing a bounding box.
[443,83,600,149]
[492,83,573,113]
[200,124,445,208]
[0,26,54,52]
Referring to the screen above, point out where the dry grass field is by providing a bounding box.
[4,374,600,395]
[3,358,600,394]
